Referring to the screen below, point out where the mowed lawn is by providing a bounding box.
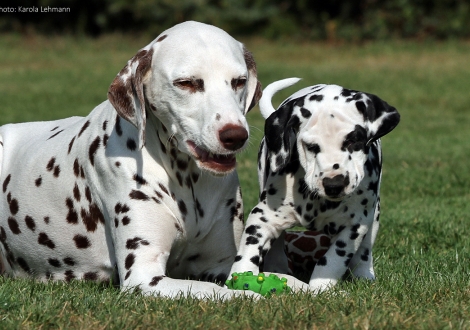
[0,34,470,329]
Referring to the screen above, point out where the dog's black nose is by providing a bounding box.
[323,175,350,197]
[219,125,248,151]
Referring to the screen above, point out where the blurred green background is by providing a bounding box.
[1,0,470,40]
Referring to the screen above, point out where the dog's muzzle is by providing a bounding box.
[322,174,350,199]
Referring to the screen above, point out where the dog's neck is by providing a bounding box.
[146,112,199,185]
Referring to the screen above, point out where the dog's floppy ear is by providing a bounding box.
[108,47,154,150]
[243,47,262,114]
[356,93,400,146]
[264,103,300,172]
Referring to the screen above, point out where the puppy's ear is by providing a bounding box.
[356,93,400,146]
[264,103,300,172]
[243,47,262,114]
[108,47,154,150]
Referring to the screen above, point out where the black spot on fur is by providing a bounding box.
[125,253,135,270]
[317,256,327,266]
[250,255,260,266]
[122,216,131,226]
[8,217,21,234]
[25,216,36,232]
[17,257,30,272]
[35,177,42,187]
[178,200,187,216]
[63,257,75,266]
[38,232,55,249]
[73,234,91,249]
[115,115,123,136]
[127,138,137,151]
[68,137,75,154]
[3,174,11,193]
[246,236,259,245]
[309,94,324,102]
[300,107,312,118]
[48,258,61,267]
[149,275,165,286]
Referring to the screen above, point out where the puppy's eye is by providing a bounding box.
[305,143,321,154]
[231,77,247,91]
[343,139,364,152]
[173,78,204,93]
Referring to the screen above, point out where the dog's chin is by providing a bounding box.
[187,141,237,176]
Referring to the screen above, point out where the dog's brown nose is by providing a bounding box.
[219,125,248,151]
[323,175,350,197]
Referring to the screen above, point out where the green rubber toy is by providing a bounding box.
[225,271,291,297]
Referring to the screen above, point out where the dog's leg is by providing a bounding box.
[230,203,296,275]
[308,221,372,293]
[113,202,259,299]
[347,201,380,280]
[263,231,290,274]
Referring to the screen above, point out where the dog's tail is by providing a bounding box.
[259,77,301,119]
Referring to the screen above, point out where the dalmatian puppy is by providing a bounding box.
[0,21,264,299]
[230,78,400,293]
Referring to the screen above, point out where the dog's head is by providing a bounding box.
[108,21,262,175]
[264,83,400,200]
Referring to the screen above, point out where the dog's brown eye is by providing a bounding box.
[175,80,193,88]
[231,77,247,91]
[173,79,204,93]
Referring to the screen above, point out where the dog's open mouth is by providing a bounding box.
[187,141,237,173]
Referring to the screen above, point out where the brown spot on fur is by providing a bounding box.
[65,270,76,282]
[46,157,56,171]
[156,35,167,42]
[78,120,90,137]
[83,272,98,281]
[149,275,165,286]
[73,183,81,201]
[129,190,149,201]
[88,136,101,166]
[48,129,64,140]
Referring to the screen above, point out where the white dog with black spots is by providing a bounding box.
[230,78,400,294]
[0,21,264,299]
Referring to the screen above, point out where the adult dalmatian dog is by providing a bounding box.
[0,21,266,299]
[230,78,400,294]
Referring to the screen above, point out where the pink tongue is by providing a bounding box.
[193,145,210,161]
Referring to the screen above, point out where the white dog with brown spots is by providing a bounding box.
[0,21,265,299]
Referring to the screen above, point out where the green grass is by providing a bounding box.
[1,34,470,329]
